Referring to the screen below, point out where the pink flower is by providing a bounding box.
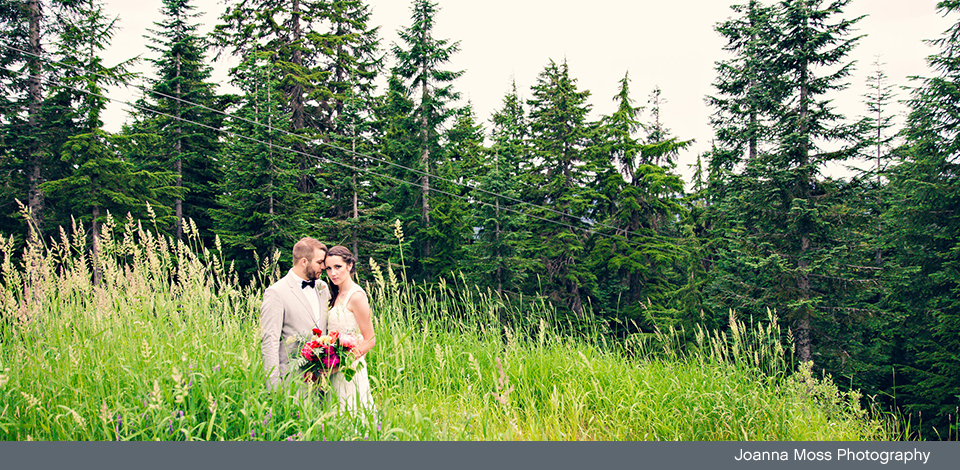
[339,334,358,350]
[320,352,340,369]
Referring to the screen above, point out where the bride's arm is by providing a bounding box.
[348,291,376,358]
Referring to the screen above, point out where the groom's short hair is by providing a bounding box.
[292,237,327,263]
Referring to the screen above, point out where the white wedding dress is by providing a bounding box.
[326,285,376,415]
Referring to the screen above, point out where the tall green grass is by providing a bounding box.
[0,212,895,440]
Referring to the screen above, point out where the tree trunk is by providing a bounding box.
[570,277,583,317]
[876,99,883,265]
[352,136,359,260]
[796,10,813,362]
[27,0,44,230]
[496,196,502,295]
[175,53,183,241]
[420,55,431,265]
[289,0,312,193]
[629,207,642,304]
[797,236,812,363]
[175,156,183,239]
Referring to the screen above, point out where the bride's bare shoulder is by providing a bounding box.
[346,287,370,312]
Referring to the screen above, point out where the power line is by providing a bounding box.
[3,40,693,247]
[0,41,692,254]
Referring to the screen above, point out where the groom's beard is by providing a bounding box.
[305,265,320,281]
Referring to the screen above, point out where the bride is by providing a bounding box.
[323,245,377,414]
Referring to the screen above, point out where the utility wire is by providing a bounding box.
[0,41,693,253]
[3,40,694,247]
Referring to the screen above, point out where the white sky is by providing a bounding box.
[99,0,955,186]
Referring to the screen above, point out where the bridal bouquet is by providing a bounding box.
[297,328,360,382]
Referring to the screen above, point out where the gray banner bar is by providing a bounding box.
[1,441,956,470]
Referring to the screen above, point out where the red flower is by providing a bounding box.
[301,345,314,361]
[330,331,340,341]
[312,328,323,336]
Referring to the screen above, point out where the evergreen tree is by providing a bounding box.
[391,0,463,275]
[858,55,897,267]
[313,0,382,258]
[213,0,327,193]
[883,0,960,436]
[525,59,597,317]
[592,74,691,330]
[317,86,392,262]
[0,0,34,234]
[699,1,783,330]
[0,0,82,233]
[466,82,537,295]
[827,57,901,398]
[212,52,314,277]
[316,0,381,133]
[369,73,419,271]
[862,54,897,186]
[420,103,483,277]
[705,0,867,363]
[707,0,783,173]
[127,0,224,243]
[41,0,180,283]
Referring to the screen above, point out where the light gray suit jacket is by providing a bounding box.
[260,270,330,390]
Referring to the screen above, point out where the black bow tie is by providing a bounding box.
[301,279,315,289]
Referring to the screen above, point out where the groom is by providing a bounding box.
[260,237,331,391]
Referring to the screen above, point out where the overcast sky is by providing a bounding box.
[99,0,955,185]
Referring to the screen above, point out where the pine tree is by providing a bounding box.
[592,74,691,330]
[858,55,897,267]
[369,73,419,271]
[883,0,960,436]
[466,81,537,295]
[0,0,82,233]
[213,0,327,193]
[391,0,463,275]
[526,59,597,317]
[419,103,483,277]
[316,0,381,133]
[317,86,388,261]
[705,0,867,363]
[0,0,35,234]
[128,0,224,243]
[313,0,382,258]
[862,55,897,185]
[707,0,783,173]
[699,2,784,329]
[212,52,314,277]
[41,0,180,283]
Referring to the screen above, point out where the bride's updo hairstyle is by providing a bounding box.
[326,245,357,308]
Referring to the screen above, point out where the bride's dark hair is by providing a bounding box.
[326,245,356,308]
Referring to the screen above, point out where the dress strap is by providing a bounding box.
[343,285,364,303]
[335,284,364,307]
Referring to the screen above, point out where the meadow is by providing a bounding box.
[0,213,895,440]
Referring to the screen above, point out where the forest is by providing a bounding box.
[1,0,958,439]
